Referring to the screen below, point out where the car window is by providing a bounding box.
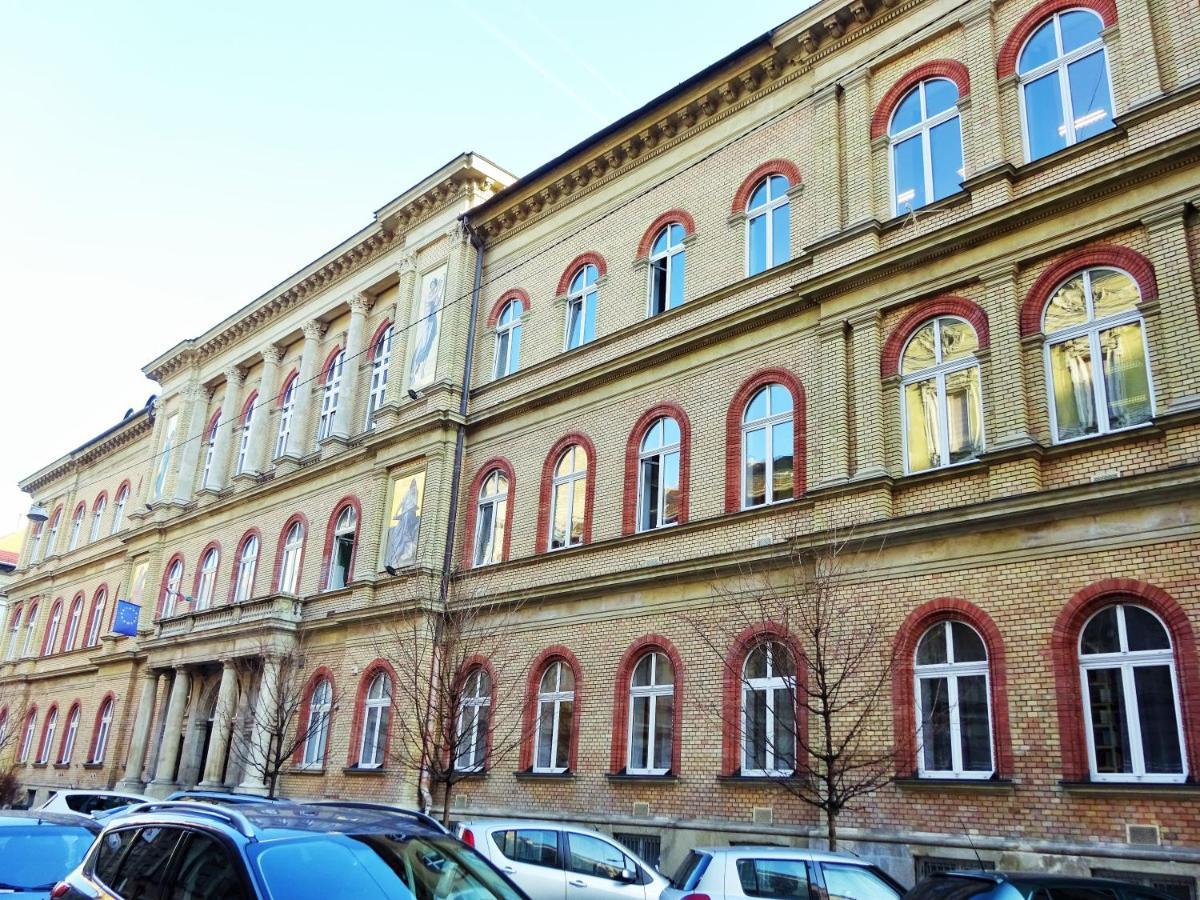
[907,876,998,900]
[169,832,247,900]
[822,863,902,900]
[495,829,560,868]
[736,858,811,899]
[111,826,185,900]
[670,850,712,891]
[566,832,634,881]
[94,828,138,886]
[0,822,96,892]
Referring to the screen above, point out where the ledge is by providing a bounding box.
[514,770,575,781]
[606,772,679,784]
[894,776,1016,793]
[31,763,47,770]
[288,766,327,776]
[451,769,489,781]
[1058,779,1200,797]
[1017,124,1126,180]
[716,773,806,787]
[342,766,388,776]
[53,763,70,770]
[82,762,104,770]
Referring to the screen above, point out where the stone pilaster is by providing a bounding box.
[841,69,876,232]
[961,0,1009,181]
[1144,205,1200,416]
[331,293,372,440]
[814,319,850,488]
[200,660,239,787]
[173,383,211,503]
[376,254,417,429]
[282,320,326,461]
[982,264,1033,449]
[810,84,843,243]
[1112,0,1163,110]
[238,656,281,795]
[849,310,886,480]
[116,670,162,791]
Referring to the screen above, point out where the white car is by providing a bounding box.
[662,846,905,900]
[38,789,152,817]
[458,818,670,899]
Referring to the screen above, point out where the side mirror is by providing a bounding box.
[619,868,639,884]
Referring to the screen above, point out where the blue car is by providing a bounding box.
[0,810,100,898]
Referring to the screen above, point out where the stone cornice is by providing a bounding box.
[20,405,155,496]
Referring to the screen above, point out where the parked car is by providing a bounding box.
[39,790,152,818]
[0,809,101,898]
[163,789,281,805]
[904,871,1178,900]
[52,799,527,899]
[457,817,669,899]
[662,846,905,900]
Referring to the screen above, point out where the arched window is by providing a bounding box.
[202,412,221,489]
[28,523,44,564]
[278,521,305,595]
[44,509,61,557]
[455,666,492,772]
[89,495,107,542]
[85,589,107,648]
[233,535,259,604]
[60,704,80,764]
[4,606,20,661]
[302,677,333,768]
[235,399,254,475]
[747,175,790,276]
[0,709,7,753]
[564,265,598,350]
[195,547,219,610]
[91,698,114,763]
[533,660,575,773]
[901,316,984,472]
[327,506,357,590]
[317,351,345,443]
[1042,267,1152,442]
[63,595,84,652]
[43,601,63,656]
[473,470,509,568]
[549,445,588,550]
[741,384,794,508]
[742,641,797,776]
[889,78,963,214]
[648,223,686,315]
[358,671,391,769]
[67,504,85,551]
[19,710,37,762]
[637,417,681,532]
[38,706,58,764]
[162,558,185,618]
[914,621,994,778]
[627,651,675,775]
[276,375,297,458]
[1018,9,1113,161]
[110,484,128,534]
[21,604,39,657]
[1079,604,1186,781]
[493,299,523,379]
[365,325,393,428]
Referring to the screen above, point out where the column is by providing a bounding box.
[173,383,212,503]
[841,69,875,229]
[1112,0,1163,110]
[137,402,169,509]
[849,310,886,479]
[813,319,850,488]
[200,660,239,787]
[151,669,191,786]
[381,254,418,417]
[961,0,1009,179]
[116,670,162,791]
[204,367,243,491]
[246,345,282,475]
[1144,205,1200,415]
[809,85,843,243]
[331,293,372,440]
[283,321,326,460]
[238,655,280,795]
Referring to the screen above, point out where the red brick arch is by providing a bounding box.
[320,345,344,379]
[622,403,692,536]
[880,295,991,378]
[368,318,393,354]
[1051,578,1200,781]
[1019,243,1157,337]
[997,0,1117,78]
[871,60,971,140]
[37,702,59,762]
[731,160,802,214]
[292,666,338,767]
[61,593,85,653]
[535,433,598,554]
[609,635,685,775]
[519,645,583,772]
[724,368,807,513]
[487,289,531,328]
[556,252,608,297]
[346,659,397,768]
[40,599,64,657]
[463,458,517,569]
[635,209,697,258]
[239,390,258,426]
[85,584,109,646]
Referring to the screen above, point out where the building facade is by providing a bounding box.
[4,0,1200,888]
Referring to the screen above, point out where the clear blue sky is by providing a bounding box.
[0,0,808,534]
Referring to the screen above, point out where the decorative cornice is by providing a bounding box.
[21,408,155,495]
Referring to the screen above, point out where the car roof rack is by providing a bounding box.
[122,801,257,839]
[302,800,446,833]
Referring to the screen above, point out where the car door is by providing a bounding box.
[727,855,813,899]
[165,830,250,900]
[105,826,187,900]
[817,861,903,900]
[489,827,567,900]
[563,830,647,899]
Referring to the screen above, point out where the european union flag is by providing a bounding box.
[113,600,140,637]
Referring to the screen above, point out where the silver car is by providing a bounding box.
[458,818,669,900]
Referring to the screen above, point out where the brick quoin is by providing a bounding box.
[156,553,186,619]
[226,529,262,604]
[891,598,1014,778]
[1051,578,1200,781]
[1019,244,1158,336]
[319,496,362,590]
[724,368,807,513]
[997,0,1117,78]
[535,433,597,554]
[608,635,684,774]
[345,659,397,768]
[870,61,971,140]
[86,691,117,762]
[622,403,692,536]
[462,458,516,568]
[721,623,807,776]
[731,160,802,214]
[486,290,531,328]
[880,295,991,378]
[519,645,583,772]
[635,209,697,258]
[271,513,310,593]
[292,666,337,767]
[555,252,608,297]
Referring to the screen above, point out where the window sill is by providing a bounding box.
[606,772,678,784]
[30,763,48,770]
[289,766,327,776]
[1042,420,1162,458]
[894,776,1015,793]
[1058,779,1200,797]
[514,769,574,781]
[82,762,104,770]
[1017,123,1126,180]
[881,188,971,229]
[53,763,71,770]
[342,766,387,776]
[716,772,805,786]
[452,768,489,780]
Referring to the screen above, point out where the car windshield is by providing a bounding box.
[254,832,524,900]
[0,823,96,890]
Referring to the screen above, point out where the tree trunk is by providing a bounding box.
[441,780,453,827]
[826,807,837,851]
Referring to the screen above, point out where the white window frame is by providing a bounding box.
[21,606,39,658]
[493,300,523,380]
[473,471,509,568]
[302,677,332,768]
[67,506,84,551]
[63,598,83,653]
[38,708,57,764]
[110,487,128,535]
[163,560,184,618]
[533,661,574,774]
[235,403,253,475]
[563,266,598,351]
[741,385,794,510]
[358,672,390,769]
[327,506,357,590]
[548,446,588,551]
[913,621,995,779]
[888,78,962,216]
[19,712,36,762]
[626,651,675,776]
[88,496,106,543]
[86,590,106,647]
[60,706,79,764]
[92,699,114,763]
[275,377,296,458]
[745,175,790,276]
[5,609,20,661]
[202,414,220,489]
[455,667,491,772]
[44,512,61,557]
[317,351,345,444]
[233,536,258,604]
[646,224,686,316]
[43,603,62,656]
[279,522,304,595]
[365,326,393,429]
[196,548,219,610]
[741,641,797,777]
[636,418,681,533]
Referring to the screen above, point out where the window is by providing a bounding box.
[358,671,391,768]
[162,559,185,618]
[648,223,686,315]
[195,548,218,610]
[914,621,994,778]
[43,602,63,656]
[276,375,296,458]
[566,832,636,882]
[627,651,674,775]
[86,589,107,647]
[495,830,561,868]
[548,446,588,550]
[302,677,332,768]
[564,265,598,350]
[22,605,39,657]
[901,317,984,472]
[637,417,681,532]
[233,535,258,603]
[1042,267,1152,442]
[822,863,903,900]
[19,710,36,762]
[736,857,810,898]
[44,510,61,557]
[473,470,509,567]
[455,667,491,771]
[60,705,80,764]
[109,827,187,899]
[317,351,344,443]
[89,495,107,542]
[67,505,84,551]
[29,523,44,564]
[279,521,304,595]
[742,384,794,508]
[1018,10,1113,161]
[152,413,180,502]
[4,607,19,661]
[63,596,83,652]
[0,710,6,754]
[92,698,114,763]
[327,506,357,590]
[110,485,128,534]
[889,78,963,215]
[742,641,797,776]
[171,831,246,900]
[235,401,253,474]
[493,299,523,379]
[1079,603,1186,781]
[202,413,220,489]
[534,660,575,773]
[38,707,58,764]
[747,175,790,276]
[365,325,393,428]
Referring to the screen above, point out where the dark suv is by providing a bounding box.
[52,800,529,900]
[906,872,1179,900]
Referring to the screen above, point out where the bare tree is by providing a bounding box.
[0,686,29,808]
[689,535,895,850]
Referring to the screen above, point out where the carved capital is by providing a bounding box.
[260,343,284,366]
[394,252,416,276]
[301,320,328,342]
[349,292,374,316]
[224,366,245,387]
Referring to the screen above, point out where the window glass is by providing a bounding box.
[1024,70,1068,159]
[496,829,560,868]
[0,823,97,892]
[891,88,922,132]
[924,78,958,115]
[736,857,810,899]
[169,832,247,900]
[822,864,902,900]
[112,827,184,900]
[1124,605,1170,651]
[566,832,631,881]
[669,851,711,891]
[1059,9,1103,52]
[1067,52,1113,141]
[929,118,964,202]
[95,827,138,887]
